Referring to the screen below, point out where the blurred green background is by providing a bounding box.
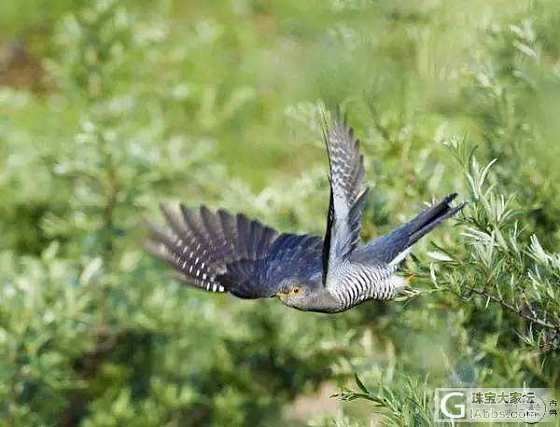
[1,0,559,425]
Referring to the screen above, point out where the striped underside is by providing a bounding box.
[328,261,403,310]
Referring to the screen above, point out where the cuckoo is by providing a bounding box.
[147,113,463,313]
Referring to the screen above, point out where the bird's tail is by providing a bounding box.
[352,193,463,266]
[145,204,278,294]
[402,193,464,248]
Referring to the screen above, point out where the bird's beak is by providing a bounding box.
[276,292,288,302]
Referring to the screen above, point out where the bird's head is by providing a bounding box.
[276,278,339,313]
[276,281,315,311]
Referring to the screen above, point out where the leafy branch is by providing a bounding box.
[333,375,435,426]
[425,138,560,351]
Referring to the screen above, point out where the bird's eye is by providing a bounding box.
[292,287,300,295]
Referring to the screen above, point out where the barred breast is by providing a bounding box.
[329,262,404,310]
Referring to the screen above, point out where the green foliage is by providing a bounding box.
[1,0,559,425]
[335,374,434,426]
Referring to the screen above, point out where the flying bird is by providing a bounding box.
[147,113,463,313]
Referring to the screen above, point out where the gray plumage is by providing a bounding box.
[147,112,463,313]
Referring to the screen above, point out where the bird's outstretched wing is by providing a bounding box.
[147,205,322,298]
[322,111,368,283]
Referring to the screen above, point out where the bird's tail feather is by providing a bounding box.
[352,193,463,266]
[405,193,464,247]
[146,205,278,293]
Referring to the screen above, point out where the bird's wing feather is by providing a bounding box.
[147,205,322,298]
[222,233,323,298]
[322,111,368,285]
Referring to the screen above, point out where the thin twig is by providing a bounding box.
[465,286,559,330]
